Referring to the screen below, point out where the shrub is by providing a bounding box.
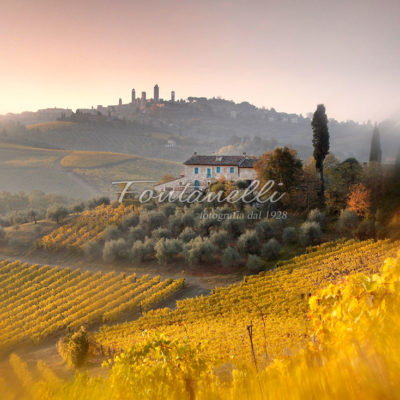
[269,218,286,235]
[221,247,241,268]
[155,238,183,265]
[83,241,102,260]
[179,227,197,243]
[282,227,297,245]
[261,238,281,260]
[307,209,326,229]
[210,229,230,249]
[160,203,176,217]
[355,219,375,240]
[198,217,219,236]
[337,209,359,235]
[237,230,260,255]
[103,225,121,241]
[72,202,85,213]
[128,226,146,243]
[246,254,264,273]
[152,227,172,241]
[185,237,217,265]
[87,196,110,210]
[46,205,69,224]
[222,218,246,237]
[140,211,166,232]
[182,213,196,228]
[143,201,157,211]
[300,222,322,246]
[168,216,185,236]
[121,214,139,230]
[57,327,89,368]
[236,180,249,189]
[189,203,204,216]
[254,220,274,241]
[130,238,155,263]
[103,238,128,262]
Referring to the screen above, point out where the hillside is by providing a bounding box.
[1,241,399,400]
[0,258,184,354]
[3,99,399,162]
[95,238,399,363]
[0,142,182,199]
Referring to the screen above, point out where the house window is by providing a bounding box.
[207,168,211,178]
[230,167,234,173]
[194,167,198,174]
[194,180,199,188]
[216,167,221,173]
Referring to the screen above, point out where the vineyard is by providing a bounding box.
[39,203,137,250]
[95,238,400,363]
[0,259,184,353]
[1,245,400,399]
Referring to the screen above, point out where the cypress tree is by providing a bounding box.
[395,146,400,178]
[311,104,330,204]
[369,124,382,163]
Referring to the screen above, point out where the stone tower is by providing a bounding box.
[154,84,159,103]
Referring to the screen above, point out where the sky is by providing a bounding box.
[0,0,399,122]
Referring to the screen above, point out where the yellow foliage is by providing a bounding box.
[95,239,399,364]
[6,250,400,399]
[39,203,137,251]
[0,259,184,352]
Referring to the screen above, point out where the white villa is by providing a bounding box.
[154,152,258,192]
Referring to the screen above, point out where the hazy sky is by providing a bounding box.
[1,0,399,122]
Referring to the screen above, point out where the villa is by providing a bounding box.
[154,152,258,192]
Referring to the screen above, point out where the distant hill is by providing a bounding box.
[1,97,399,165]
[0,142,182,199]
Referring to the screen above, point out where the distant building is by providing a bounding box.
[171,91,175,102]
[131,88,136,104]
[141,91,147,102]
[37,108,73,120]
[119,98,122,106]
[165,139,177,148]
[154,84,159,103]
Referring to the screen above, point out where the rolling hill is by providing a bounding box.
[0,142,182,199]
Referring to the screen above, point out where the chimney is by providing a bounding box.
[243,152,248,159]
[193,152,197,156]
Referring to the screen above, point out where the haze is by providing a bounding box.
[1,0,399,122]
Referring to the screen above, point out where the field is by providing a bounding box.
[0,258,184,354]
[95,238,400,363]
[0,142,182,198]
[0,242,399,399]
[26,122,75,132]
[60,151,137,168]
[39,203,137,250]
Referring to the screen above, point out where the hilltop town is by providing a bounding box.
[3,84,399,164]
